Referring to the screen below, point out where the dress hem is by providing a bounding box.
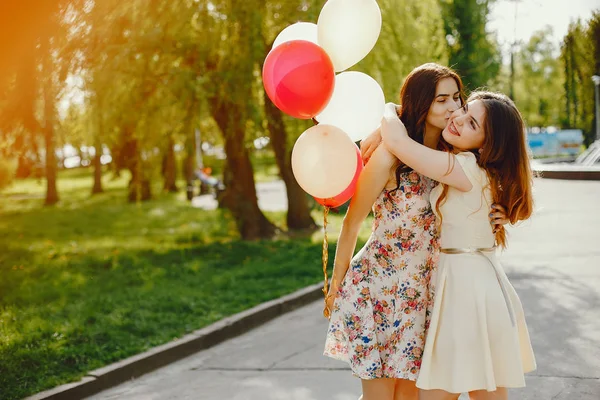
[323,351,418,381]
[416,382,526,393]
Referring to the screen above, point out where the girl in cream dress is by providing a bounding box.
[380,92,536,400]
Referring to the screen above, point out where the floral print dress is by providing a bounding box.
[324,171,439,381]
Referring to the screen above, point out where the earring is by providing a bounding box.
[478,148,483,154]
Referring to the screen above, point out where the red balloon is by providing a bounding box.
[314,144,364,208]
[262,40,335,119]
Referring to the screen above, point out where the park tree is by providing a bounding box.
[589,11,600,143]
[201,0,279,239]
[2,0,472,239]
[591,11,600,75]
[438,0,501,91]
[513,27,563,128]
[0,46,40,179]
[76,0,198,201]
[560,15,598,145]
[0,0,79,205]
[63,0,274,232]
[356,0,448,101]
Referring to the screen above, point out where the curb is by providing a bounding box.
[25,282,325,400]
[533,168,600,180]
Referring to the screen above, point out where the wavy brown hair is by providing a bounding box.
[435,91,534,248]
[390,63,464,194]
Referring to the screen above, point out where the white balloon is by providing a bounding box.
[291,124,358,199]
[272,22,319,50]
[316,72,385,142]
[317,0,382,72]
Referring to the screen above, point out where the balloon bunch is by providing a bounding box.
[262,0,383,317]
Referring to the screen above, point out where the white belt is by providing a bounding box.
[440,247,515,326]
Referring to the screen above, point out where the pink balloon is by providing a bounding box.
[314,144,363,208]
[262,40,335,119]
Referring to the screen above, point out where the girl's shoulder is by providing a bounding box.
[454,151,486,186]
[454,151,477,164]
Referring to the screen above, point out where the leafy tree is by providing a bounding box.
[2,0,458,238]
[513,27,563,127]
[439,0,501,91]
[560,15,598,145]
[588,11,600,142]
[0,1,77,204]
[355,0,448,101]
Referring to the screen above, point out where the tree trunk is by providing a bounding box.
[109,144,122,179]
[121,132,151,202]
[91,136,103,194]
[181,101,196,184]
[183,135,195,184]
[15,154,33,178]
[210,99,276,240]
[43,120,58,206]
[127,154,151,202]
[263,94,316,231]
[42,38,58,206]
[163,135,178,192]
[509,50,515,102]
[91,100,103,194]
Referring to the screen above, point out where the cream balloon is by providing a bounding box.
[315,71,385,142]
[291,124,358,199]
[317,0,382,72]
[272,22,318,50]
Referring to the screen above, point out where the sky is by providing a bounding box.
[488,0,599,54]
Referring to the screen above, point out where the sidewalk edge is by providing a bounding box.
[25,282,325,400]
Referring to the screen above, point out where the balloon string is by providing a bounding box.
[322,206,330,318]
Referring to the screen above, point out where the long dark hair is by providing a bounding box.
[435,92,533,248]
[390,63,464,193]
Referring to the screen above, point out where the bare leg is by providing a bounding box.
[394,378,419,400]
[419,389,461,400]
[361,378,396,400]
[469,387,508,400]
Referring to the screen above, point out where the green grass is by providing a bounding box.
[0,167,372,400]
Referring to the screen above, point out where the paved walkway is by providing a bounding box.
[192,181,287,211]
[89,179,600,400]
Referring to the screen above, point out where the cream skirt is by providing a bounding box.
[416,252,536,393]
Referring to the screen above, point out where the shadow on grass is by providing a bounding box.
[0,167,355,398]
[0,236,339,400]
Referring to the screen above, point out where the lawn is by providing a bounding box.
[0,168,372,399]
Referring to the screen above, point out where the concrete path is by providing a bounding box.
[192,181,287,212]
[89,179,600,400]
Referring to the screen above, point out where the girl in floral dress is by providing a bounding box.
[323,64,507,400]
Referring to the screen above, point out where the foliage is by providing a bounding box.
[357,0,449,101]
[513,27,563,128]
[439,0,502,92]
[1,1,597,219]
[560,13,599,145]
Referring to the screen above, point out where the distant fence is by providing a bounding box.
[527,129,583,157]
